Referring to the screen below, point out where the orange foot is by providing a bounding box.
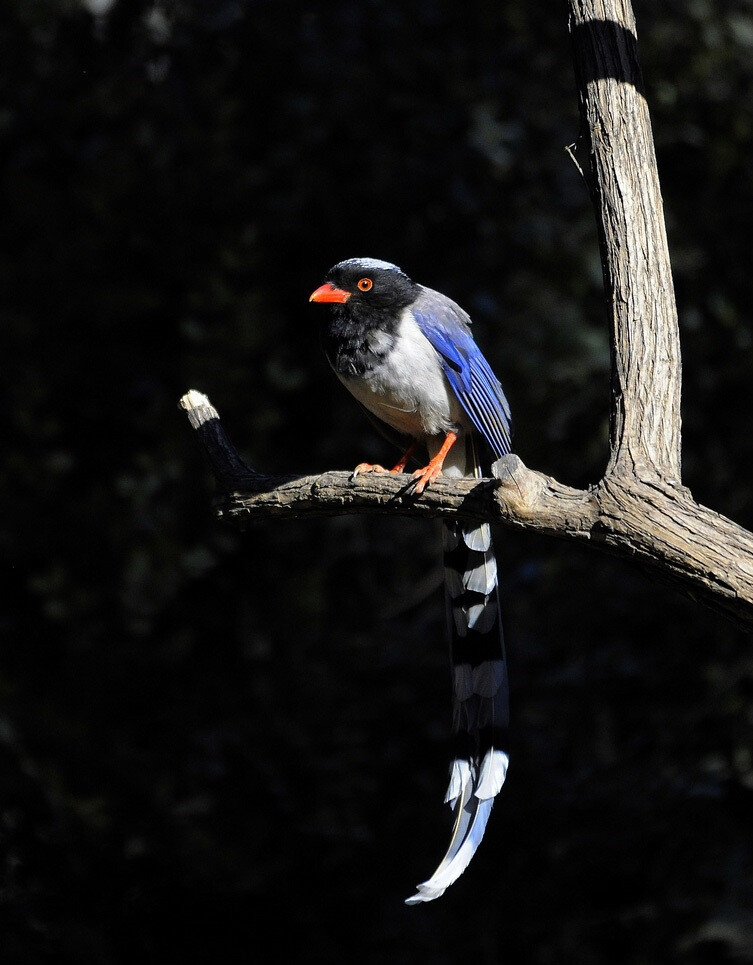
[352,443,417,480]
[409,431,458,494]
[352,461,389,478]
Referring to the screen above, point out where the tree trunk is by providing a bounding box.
[568,0,683,483]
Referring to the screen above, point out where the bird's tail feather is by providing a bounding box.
[406,435,509,905]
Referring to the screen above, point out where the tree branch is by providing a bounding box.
[180,391,753,631]
[179,0,753,634]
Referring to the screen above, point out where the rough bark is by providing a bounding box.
[569,1,683,482]
[180,0,753,633]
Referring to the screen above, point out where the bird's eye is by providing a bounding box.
[357,278,373,292]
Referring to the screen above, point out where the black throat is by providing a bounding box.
[320,301,405,378]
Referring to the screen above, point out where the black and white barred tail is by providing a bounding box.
[406,438,509,904]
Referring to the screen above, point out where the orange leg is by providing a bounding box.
[387,443,416,474]
[353,443,417,479]
[410,431,458,494]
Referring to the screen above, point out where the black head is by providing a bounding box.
[309,258,419,322]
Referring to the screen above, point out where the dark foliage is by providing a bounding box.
[2,1,753,961]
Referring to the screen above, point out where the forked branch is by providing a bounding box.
[180,0,753,632]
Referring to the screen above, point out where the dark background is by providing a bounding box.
[3,1,753,962]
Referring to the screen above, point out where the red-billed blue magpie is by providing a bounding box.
[310,258,512,904]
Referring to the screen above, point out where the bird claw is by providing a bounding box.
[404,431,456,494]
[409,463,442,494]
[351,462,388,481]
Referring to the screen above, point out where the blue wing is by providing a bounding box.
[412,287,512,458]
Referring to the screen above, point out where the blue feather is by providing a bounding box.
[411,287,512,458]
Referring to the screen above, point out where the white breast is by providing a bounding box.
[338,309,469,440]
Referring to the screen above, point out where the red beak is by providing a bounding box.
[309,282,351,304]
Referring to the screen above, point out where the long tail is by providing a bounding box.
[405,436,509,905]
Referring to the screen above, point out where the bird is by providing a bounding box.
[309,257,512,904]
